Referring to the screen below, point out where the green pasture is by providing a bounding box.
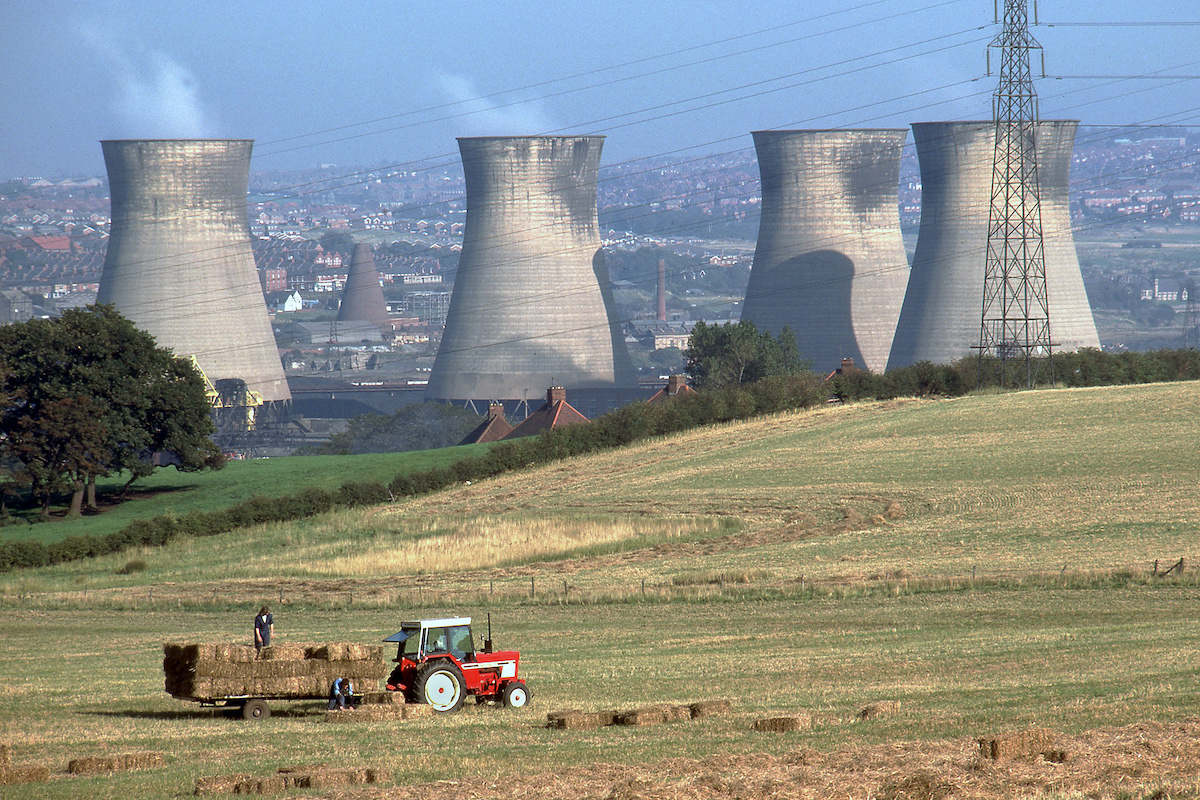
[0,445,485,546]
[1,381,1199,796]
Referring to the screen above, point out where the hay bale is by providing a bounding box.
[306,643,348,661]
[884,500,906,519]
[616,707,669,726]
[325,706,406,723]
[752,715,812,733]
[689,700,733,719]
[344,643,383,661]
[1043,748,1069,763]
[977,727,1057,760]
[258,644,307,661]
[859,700,901,720]
[595,709,621,726]
[547,711,607,730]
[0,766,50,785]
[876,771,955,800]
[662,704,692,722]
[288,767,386,789]
[361,691,404,705]
[68,756,117,774]
[194,773,253,795]
[0,743,9,767]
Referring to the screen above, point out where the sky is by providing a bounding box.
[1,0,1197,178]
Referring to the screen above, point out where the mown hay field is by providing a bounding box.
[1,382,1199,798]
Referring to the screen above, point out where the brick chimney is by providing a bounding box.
[547,386,566,405]
[667,374,687,396]
[840,357,858,373]
[487,401,506,420]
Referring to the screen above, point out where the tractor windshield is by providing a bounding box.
[384,627,422,660]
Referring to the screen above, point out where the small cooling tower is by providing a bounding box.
[887,121,1099,368]
[426,136,636,405]
[740,129,911,374]
[98,139,289,403]
[337,242,390,332]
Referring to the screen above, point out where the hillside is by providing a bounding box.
[2,382,1199,800]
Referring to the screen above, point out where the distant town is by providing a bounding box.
[2,125,1198,391]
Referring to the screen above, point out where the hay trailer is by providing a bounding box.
[163,642,387,720]
[384,616,529,713]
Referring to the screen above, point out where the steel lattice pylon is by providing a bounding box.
[978,0,1054,387]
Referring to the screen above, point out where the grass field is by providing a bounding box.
[2,382,1200,799]
[0,445,484,546]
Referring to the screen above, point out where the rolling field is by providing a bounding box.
[2,382,1200,799]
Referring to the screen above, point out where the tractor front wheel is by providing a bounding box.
[415,661,465,713]
[502,681,530,709]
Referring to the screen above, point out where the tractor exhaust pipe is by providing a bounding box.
[485,613,494,653]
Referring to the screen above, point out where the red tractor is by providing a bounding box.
[383,616,529,713]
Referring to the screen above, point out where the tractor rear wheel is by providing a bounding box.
[502,681,530,709]
[415,661,465,713]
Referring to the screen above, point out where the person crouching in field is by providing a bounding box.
[329,677,355,711]
[254,606,274,653]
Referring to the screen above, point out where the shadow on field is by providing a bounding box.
[82,704,325,721]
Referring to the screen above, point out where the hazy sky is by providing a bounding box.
[2,0,1197,177]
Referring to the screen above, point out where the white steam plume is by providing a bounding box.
[80,23,218,139]
[436,73,560,136]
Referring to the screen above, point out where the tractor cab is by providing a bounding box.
[383,616,528,713]
[385,617,475,663]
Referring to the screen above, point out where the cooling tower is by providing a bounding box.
[98,139,290,403]
[337,242,390,331]
[426,136,636,403]
[740,130,910,374]
[887,121,1099,369]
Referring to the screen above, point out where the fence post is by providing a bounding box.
[641,578,645,597]
[279,587,284,604]
[530,578,535,598]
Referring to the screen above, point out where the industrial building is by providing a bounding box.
[740,129,911,374]
[887,121,1100,368]
[425,136,637,411]
[98,139,290,407]
[337,242,390,333]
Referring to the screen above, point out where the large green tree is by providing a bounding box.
[0,305,222,517]
[684,320,809,390]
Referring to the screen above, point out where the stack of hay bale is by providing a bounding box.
[163,643,385,700]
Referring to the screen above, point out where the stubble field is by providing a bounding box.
[2,382,1200,799]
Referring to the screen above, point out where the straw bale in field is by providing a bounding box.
[546,710,605,730]
[884,500,906,519]
[859,700,901,720]
[0,766,50,785]
[661,704,692,722]
[288,766,389,789]
[753,715,812,732]
[1,743,10,766]
[977,727,1057,760]
[324,705,407,723]
[258,644,307,661]
[211,644,255,663]
[595,709,621,726]
[689,700,733,718]
[195,773,251,795]
[875,771,956,800]
[68,752,164,774]
[616,707,669,726]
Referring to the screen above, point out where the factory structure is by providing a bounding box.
[97,139,290,436]
[887,121,1100,369]
[740,129,911,374]
[425,136,638,417]
[90,122,1103,439]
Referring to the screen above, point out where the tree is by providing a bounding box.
[684,320,809,390]
[0,305,222,516]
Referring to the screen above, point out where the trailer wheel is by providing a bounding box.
[502,681,530,709]
[415,661,465,713]
[242,699,271,720]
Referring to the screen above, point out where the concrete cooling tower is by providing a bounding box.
[887,121,1100,369]
[98,139,290,403]
[337,242,390,332]
[740,129,911,374]
[426,136,636,405]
